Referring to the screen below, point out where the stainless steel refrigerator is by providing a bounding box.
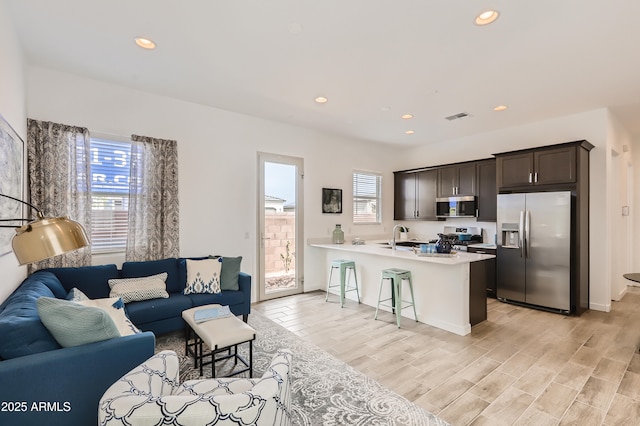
[496,191,572,313]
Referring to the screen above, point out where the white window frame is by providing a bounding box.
[89,136,131,254]
[353,170,382,224]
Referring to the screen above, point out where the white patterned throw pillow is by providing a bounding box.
[77,297,141,336]
[108,272,169,303]
[184,258,222,294]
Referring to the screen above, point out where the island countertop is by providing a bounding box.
[308,238,495,336]
[309,240,495,265]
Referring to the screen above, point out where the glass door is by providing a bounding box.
[258,153,303,301]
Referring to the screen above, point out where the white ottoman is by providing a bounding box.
[182,304,256,378]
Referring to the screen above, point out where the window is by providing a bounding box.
[89,138,131,253]
[353,170,382,224]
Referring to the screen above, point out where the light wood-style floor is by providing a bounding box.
[253,287,640,425]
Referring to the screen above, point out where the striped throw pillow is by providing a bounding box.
[108,273,169,303]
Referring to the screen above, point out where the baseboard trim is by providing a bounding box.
[589,301,611,312]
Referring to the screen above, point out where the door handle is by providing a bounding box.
[519,210,525,258]
[524,210,531,258]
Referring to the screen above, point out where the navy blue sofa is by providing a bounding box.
[0,257,251,426]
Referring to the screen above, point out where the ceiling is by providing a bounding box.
[6,0,640,147]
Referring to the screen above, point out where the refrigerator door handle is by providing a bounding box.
[519,210,525,258]
[524,209,531,258]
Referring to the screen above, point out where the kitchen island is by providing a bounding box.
[309,240,495,336]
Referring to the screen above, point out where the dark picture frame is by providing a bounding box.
[0,113,24,257]
[322,188,342,214]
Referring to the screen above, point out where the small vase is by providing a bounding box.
[332,224,345,244]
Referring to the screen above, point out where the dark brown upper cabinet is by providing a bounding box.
[496,144,589,190]
[394,169,437,220]
[394,172,417,220]
[476,159,497,222]
[437,163,476,197]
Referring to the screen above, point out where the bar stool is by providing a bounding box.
[325,260,360,307]
[375,268,418,328]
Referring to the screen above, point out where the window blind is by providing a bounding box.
[353,171,382,224]
[89,138,131,253]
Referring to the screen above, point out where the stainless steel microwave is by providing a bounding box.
[436,196,477,218]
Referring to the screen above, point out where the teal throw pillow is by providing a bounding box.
[220,256,242,291]
[36,297,120,347]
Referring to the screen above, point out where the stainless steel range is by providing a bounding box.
[430,226,483,252]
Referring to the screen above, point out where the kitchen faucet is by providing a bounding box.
[391,224,408,250]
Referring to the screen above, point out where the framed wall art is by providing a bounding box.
[0,114,24,257]
[322,188,342,214]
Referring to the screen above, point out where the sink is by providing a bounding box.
[379,245,414,251]
[379,241,420,247]
[378,240,427,248]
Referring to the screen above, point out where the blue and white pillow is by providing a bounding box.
[184,258,222,294]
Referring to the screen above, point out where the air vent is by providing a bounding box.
[445,112,470,121]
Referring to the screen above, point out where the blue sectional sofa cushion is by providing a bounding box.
[125,294,193,325]
[45,264,119,299]
[186,290,245,308]
[0,272,64,359]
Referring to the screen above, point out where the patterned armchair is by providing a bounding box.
[99,349,292,426]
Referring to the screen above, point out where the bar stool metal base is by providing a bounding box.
[326,259,360,307]
[375,268,418,327]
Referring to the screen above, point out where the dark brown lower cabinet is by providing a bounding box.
[467,247,497,299]
[469,260,489,326]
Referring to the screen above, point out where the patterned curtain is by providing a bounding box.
[26,119,92,270]
[126,134,179,261]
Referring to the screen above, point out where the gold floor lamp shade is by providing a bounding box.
[1,193,90,265]
[11,216,90,265]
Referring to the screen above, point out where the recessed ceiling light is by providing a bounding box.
[494,105,508,111]
[134,37,156,50]
[315,96,328,104]
[405,130,415,135]
[475,10,499,26]
[401,114,414,120]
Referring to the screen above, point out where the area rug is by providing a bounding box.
[156,311,449,426]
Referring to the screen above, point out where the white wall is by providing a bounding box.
[26,67,399,299]
[397,109,613,311]
[0,1,27,303]
[633,136,640,276]
[606,111,634,302]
